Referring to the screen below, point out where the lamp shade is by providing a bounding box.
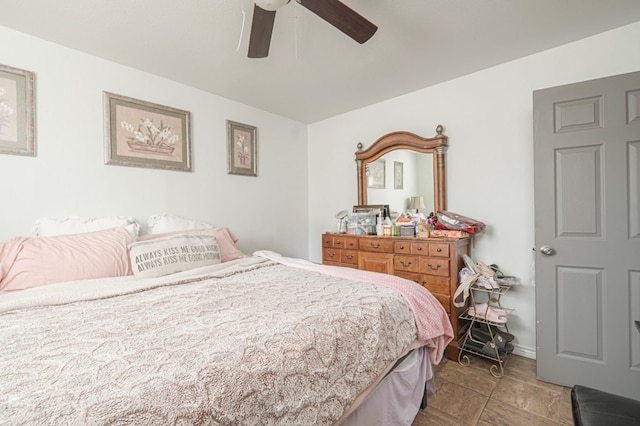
[254,0,290,10]
[408,196,426,210]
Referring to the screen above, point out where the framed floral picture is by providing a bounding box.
[394,161,404,189]
[103,92,191,171]
[0,64,35,156]
[227,120,257,177]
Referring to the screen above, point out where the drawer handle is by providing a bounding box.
[327,251,337,257]
[417,246,423,251]
[427,263,442,270]
[400,259,413,267]
[422,280,428,285]
[344,254,354,259]
[370,242,381,249]
[436,248,442,252]
[399,245,405,249]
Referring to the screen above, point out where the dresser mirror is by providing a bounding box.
[355,125,447,215]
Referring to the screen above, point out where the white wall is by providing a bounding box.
[308,21,640,357]
[0,26,309,258]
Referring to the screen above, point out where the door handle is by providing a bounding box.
[539,245,556,256]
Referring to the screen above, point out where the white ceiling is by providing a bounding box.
[2,0,640,123]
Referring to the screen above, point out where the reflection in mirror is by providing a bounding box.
[366,150,434,215]
[356,126,448,215]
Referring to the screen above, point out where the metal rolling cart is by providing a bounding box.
[457,278,515,377]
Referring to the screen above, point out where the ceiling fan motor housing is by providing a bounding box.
[254,0,291,11]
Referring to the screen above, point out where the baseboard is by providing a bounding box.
[512,344,536,360]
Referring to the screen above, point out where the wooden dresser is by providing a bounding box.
[321,232,470,361]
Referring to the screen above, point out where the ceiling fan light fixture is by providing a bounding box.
[254,0,290,11]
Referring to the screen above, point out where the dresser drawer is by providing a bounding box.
[395,272,449,295]
[394,241,411,254]
[411,242,429,255]
[341,250,358,265]
[429,243,450,258]
[359,238,395,253]
[322,248,341,262]
[422,275,450,295]
[419,257,450,277]
[394,255,419,273]
[343,237,358,250]
[322,235,335,248]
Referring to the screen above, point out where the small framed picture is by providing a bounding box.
[394,161,404,189]
[367,159,385,189]
[0,63,35,156]
[227,120,257,176]
[104,92,191,171]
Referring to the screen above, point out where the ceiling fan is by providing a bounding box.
[248,0,377,58]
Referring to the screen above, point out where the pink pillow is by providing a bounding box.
[0,227,133,294]
[137,227,247,263]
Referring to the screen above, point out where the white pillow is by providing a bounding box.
[129,234,220,279]
[147,214,214,234]
[32,216,140,240]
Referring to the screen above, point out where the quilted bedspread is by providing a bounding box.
[0,255,452,425]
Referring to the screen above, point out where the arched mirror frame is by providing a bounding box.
[355,125,448,213]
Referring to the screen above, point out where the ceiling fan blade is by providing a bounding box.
[248,4,276,58]
[298,0,377,44]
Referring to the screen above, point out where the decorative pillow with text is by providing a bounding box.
[129,234,221,279]
[137,227,247,263]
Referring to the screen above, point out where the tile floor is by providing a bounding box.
[412,354,574,425]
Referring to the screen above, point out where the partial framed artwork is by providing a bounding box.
[367,159,385,189]
[394,161,404,189]
[0,64,35,156]
[103,92,191,171]
[227,120,257,177]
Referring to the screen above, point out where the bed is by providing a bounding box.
[0,215,453,425]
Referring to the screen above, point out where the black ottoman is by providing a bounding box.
[571,385,640,425]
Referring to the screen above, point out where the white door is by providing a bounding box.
[533,70,640,399]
